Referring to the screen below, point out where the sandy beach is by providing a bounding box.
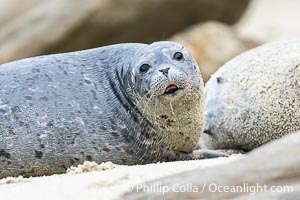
[0,155,242,200]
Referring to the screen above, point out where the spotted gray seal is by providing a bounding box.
[0,41,223,178]
[200,39,300,151]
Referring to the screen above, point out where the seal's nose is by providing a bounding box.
[159,67,170,77]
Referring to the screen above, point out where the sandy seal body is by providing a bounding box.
[200,39,300,150]
[0,41,216,178]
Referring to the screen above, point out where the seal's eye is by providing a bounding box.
[173,52,184,61]
[140,63,151,73]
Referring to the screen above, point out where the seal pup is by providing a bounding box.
[200,39,300,151]
[0,41,222,178]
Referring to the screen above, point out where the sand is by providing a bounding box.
[0,155,242,200]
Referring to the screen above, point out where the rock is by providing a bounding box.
[0,0,103,64]
[170,21,248,82]
[0,0,250,64]
[0,0,39,26]
[123,130,300,200]
[235,0,300,43]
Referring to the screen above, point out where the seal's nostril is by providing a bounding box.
[159,67,170,77]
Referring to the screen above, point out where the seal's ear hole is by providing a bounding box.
[140,63,151,73]
[173,52,184,61]
[131,72,136,83]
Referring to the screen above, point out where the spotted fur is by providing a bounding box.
[0,42,212,178]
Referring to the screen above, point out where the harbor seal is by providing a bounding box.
[200,39,300,150]
[0,41,221,178]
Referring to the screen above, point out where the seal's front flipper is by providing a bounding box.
[191,149,229,159]
[215,149,247,155]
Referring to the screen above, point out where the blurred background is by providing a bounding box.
[1,0,299,82]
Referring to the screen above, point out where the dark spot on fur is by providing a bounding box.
[93,147,98,150]
[25,96,33,100]
[126,149,134,155]
[185,137,191,141]
[110,131,119,138]
[216,77,225,84]
[44,74,52,82]
[8,129,15,135]
[123,135,131,143]
[35,150,43,159]
[84,108,92,114]
[40,96,48,101]
[46,121,53,127]
[100,125,107,131]
[63,71,68,75]
[60,164,67,169]
[165,156,172,162]
[0,108,6,114]
[32,68,40,73]
[0,149,10,158]
[70,159,76,165]
[86,155,93,161]
[160,115,168,119]
[91,90,98,100]
[103,147,110,152]
[84,79,92,84]
[110,119,116,126]
[40,144,45,149]
[11,106,21,113]
[166,119,175,126]
[111,124,116,130]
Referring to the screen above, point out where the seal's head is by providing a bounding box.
[127,41,204,153]
[200,40,300,151]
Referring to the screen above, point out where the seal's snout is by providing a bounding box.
[165,84,178,94]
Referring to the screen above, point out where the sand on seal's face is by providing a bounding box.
[0,156,242,200]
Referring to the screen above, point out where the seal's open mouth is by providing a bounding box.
[164,84,179,94]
